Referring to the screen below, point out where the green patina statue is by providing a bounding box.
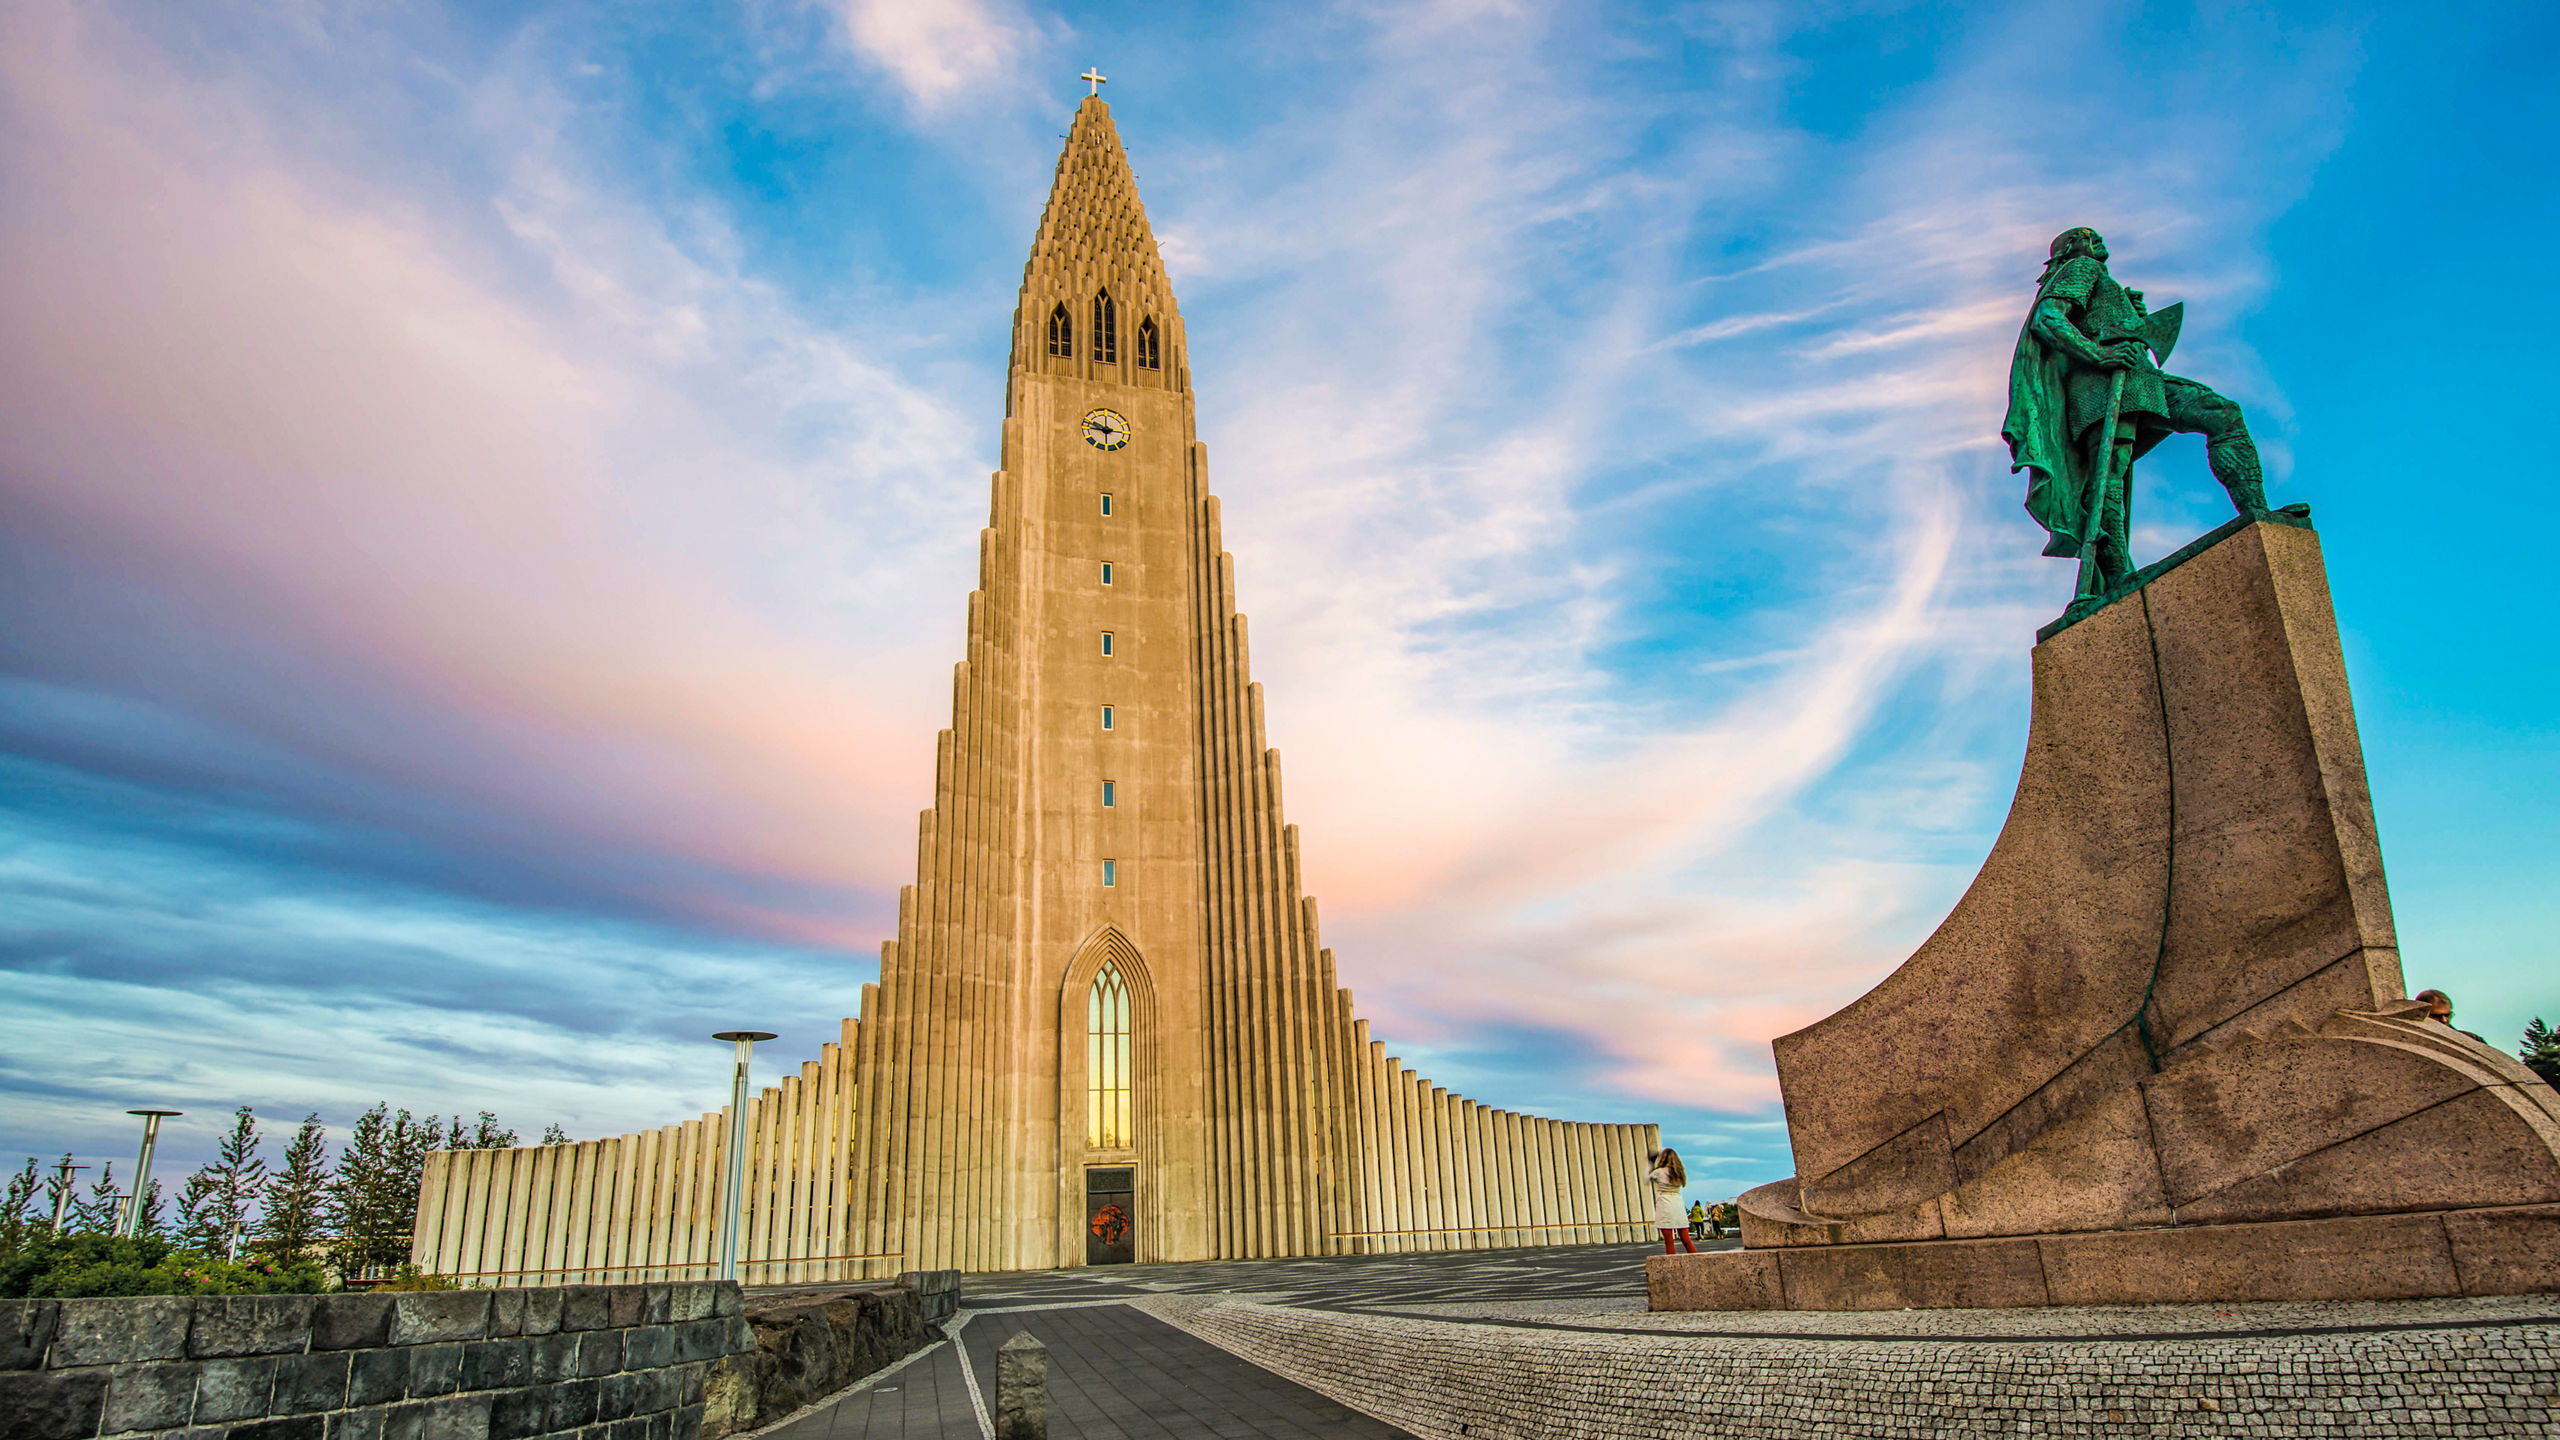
[2004,228,2271,602]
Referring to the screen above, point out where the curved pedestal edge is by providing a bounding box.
[1650,1202,2560,1312]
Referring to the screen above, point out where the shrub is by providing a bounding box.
[369,1264,459,1292]
[0,1232,328,1298]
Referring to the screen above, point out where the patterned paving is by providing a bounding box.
[757,1303,1417,1440]
[752,1241,1689,1439]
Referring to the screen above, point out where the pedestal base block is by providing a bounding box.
[1650,1203,2560,1311]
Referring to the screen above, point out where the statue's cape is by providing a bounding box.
[2004,269,2091,559]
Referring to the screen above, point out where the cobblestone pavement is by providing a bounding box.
[1151,1294,2560,1439]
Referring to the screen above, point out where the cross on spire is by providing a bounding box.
[1081,68,1107,96]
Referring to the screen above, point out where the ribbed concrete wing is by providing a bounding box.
[412,98,1660,1281]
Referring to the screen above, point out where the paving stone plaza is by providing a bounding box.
[745,1244,2560,1438]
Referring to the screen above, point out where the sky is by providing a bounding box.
[1,0,2553,1209]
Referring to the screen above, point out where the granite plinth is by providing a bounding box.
[1652,1203,2560,1310]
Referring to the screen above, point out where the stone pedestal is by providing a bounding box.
[1654,517,2560,1311]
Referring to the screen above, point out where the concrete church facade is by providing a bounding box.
[409,97,1660,1282]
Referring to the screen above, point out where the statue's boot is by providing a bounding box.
[2211,432,2268,514]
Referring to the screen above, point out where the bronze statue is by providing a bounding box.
[2004,228,2269,601]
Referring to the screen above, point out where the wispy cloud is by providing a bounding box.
[817,0,1042,109]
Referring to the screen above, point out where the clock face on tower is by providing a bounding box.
[1081,407,1131,451]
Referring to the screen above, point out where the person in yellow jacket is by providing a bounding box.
[1686,1199,1707,1242]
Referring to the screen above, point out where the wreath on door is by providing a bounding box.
[1089,1203,1131,1246]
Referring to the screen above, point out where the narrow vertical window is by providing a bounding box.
[1102,780,1115,807]
[1136,317,1161,370]
[1100,706,1114,730]
[1100,561,1113,586]
[1046,303,1073,358]
[1100,493,1113,517]
[1100,632,1114,657]
[1101,859,1118,888]
[1091,289,1117,364]
[1088,962,1132,1147]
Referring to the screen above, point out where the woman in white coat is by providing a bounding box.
[1647,1148,1695,1255]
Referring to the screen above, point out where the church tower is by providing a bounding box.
[409,96,1659,1279]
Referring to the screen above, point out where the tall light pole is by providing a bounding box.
[48,1159,87,1231]
[118,1109,182,1238]
[710,1031,775,1284]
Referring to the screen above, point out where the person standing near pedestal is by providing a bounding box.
[1647,1149,1694,1255]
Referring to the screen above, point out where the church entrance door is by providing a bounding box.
[1085,1166,1135,1265]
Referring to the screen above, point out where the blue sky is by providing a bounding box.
[0,0,2552,1206]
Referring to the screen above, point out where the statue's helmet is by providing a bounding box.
[2048,226,2103,260]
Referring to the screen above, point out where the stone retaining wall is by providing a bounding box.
[0,1283,753,1440]
[1149,1296,2560,1438]
[701,1273,956,1438]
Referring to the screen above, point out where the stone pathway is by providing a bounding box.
[746,1241,1678,1439]
[752,1303,1415,1440]
[751,1241,2560,1437]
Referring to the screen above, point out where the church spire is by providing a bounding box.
[1013,97,1184,389]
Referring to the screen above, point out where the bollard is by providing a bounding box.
[994,1330,1048,1439]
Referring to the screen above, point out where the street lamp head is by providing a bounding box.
[711,1031,778,1043]
[128,1109,183,1118]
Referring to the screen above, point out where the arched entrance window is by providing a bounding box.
[1088,962,1133,1148]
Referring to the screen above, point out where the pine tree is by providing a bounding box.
[176,1107,267,1255]
[329,1104,439,1281]
[133,1178,166,1238]
[257,1114,332,1268]
[462,1112,517,1150]
[541,1123,570,1146]
[69,1162,123,1233]
[1,1157,40,1250]
[2523,1018,2560,1090]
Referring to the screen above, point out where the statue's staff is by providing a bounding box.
[2075,366,2127,603]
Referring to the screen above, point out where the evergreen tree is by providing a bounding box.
[132,1179,166,1238]
[256,1114,331,1268]
[540,1123,570,1146]
[1,1157,40,1250]
[458,1112,516,1150]
[174,1168,227,1254]
[329,1104,439,1281]
[2523,1018,2560,1090]
[69,1162,123,1233]
[175,1108,266,1256]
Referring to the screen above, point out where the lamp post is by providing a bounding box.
[118,1109,182,1238]
[710,1031,776,1284]
[47,1159,87,1231]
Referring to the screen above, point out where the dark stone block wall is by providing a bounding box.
[0,1283,753,1440]
[699,1272,957,1439]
